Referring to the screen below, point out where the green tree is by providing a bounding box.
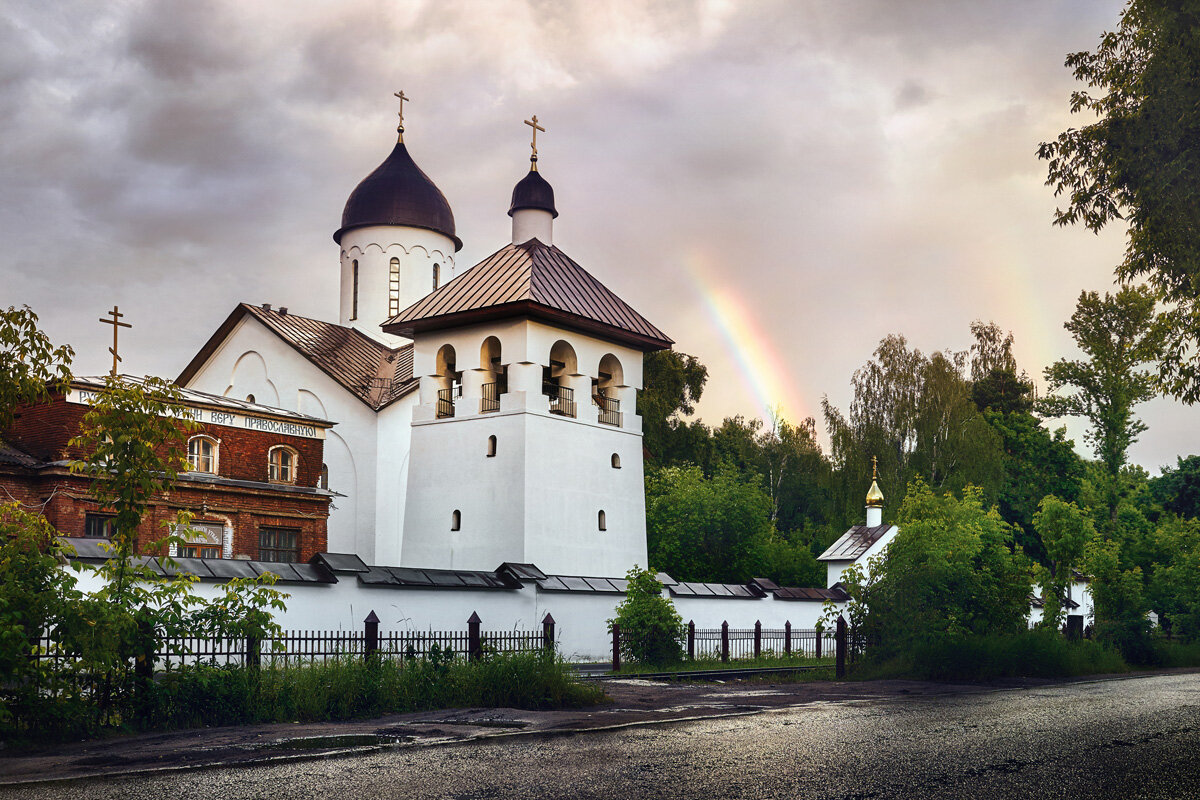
[1038,1,1200,401]
[1149,455,1200,518]
[1040,286,1165,520]
[969,321,1035,415]
[1084,534,1151,661]
[0,305,73,432]
[1032,496,1095,628]
[862,482,1033,658]
[985,411,1086,563]
[824,333,1006,523]
[608,567,685,666]
[640,350,708,467]
[68,375,198,593]
[645,465,773,583]
[1146,516,1200,641]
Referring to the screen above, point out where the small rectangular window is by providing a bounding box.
[351,260,359,320]
[259,526,300,562]
[84,513,115,539]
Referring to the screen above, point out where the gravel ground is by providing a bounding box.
[3,671,1199,799]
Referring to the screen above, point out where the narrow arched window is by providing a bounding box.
[598,510,607,531]
[433,263,441,290]
[268,445,298,484]
[319,463,329,490]
[487,435,497,457]
[611,453,621,469]
[351,259,360,320]
[187,435,218,474]
[451,509,461,531]
[389,257,401,316]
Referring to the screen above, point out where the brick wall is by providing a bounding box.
[2,391,332,561]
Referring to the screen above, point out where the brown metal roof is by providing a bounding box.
[176,304,418,412]
[817,524,895,562]
[774,586,851,602]
[383,239,672,351]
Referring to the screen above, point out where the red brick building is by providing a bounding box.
[0,377,335,562]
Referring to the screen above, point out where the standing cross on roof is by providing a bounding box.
[524,115,544,169]
[871,454,878,480]
[394,90,409,141]
[99,305,131,378]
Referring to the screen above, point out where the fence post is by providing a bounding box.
[754,620,762,660]
[542,613,556,651]
[246,634,261,669]
[612,623,621,672]
[364,610,380,661]
[816,626,822,660]
[687,621,695,661]
[135,612,154,683]
[784,621,791,657]
[835,615,847,679]
[721,621,730,663]
[468,612,482,661]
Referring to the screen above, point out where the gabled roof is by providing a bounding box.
[383,239,672,351]
[177,304,418,412]
[817,524,895,562]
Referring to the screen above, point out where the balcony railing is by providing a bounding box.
[594,394,622,427]
[543,383,576,418]
[480,382,501,413]
[436,385,461,419]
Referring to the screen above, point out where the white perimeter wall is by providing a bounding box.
[71,568,837,662]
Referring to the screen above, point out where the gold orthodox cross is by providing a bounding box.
[99,305,131,378]
[394,90,409,140]
[525,115,545,165]
[871,455,878,480]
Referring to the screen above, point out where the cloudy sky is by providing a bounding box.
[3,0,1191,472]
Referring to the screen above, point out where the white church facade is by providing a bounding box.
[177,111,666,577]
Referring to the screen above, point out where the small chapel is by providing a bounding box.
[177,102,671,578]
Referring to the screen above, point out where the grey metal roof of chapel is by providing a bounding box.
[383,239,673,351]
[333,122,462,250]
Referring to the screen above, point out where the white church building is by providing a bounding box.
[71,108,850,658]
[177,112,667,578]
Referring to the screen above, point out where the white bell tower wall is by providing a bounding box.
[401,319,648,577]
[339,225,456,346]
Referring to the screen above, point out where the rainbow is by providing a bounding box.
[684,250,809,425]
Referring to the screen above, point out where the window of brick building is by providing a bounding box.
[268,445,298,483]
[259,526,300,562]
[187,435,218,474]
[84,513,115,539]
[176,521,224,559]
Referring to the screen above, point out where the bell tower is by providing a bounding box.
[385,129,673,576]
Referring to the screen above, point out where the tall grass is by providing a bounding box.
[12,651,605,742]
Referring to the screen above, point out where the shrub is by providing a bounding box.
[861,629,1127,681]
[609,566,685,666]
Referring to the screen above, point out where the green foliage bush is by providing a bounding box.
[844,481,1034,660]
[609,567,685,666]
[864,629,1127,681]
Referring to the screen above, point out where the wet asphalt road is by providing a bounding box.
[4,672,1200,800]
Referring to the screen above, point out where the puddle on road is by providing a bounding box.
[255,734,413,752]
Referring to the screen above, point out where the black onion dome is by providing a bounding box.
[507,168,558,218]
[334,142,462,250]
